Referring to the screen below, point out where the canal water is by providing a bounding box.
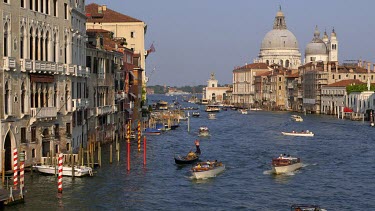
[8,94,375,210]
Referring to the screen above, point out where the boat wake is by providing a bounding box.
[263,170,274,175]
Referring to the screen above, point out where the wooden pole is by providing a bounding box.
[110,144,113,164]
[86,150,89,168]
[71,148,75,178]
[91,143,94,168]
[98,142,101,167]
[2,149,5,188]
[127,122,130,171]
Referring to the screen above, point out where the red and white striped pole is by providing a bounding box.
[13,148,18,190]
[20,160,24,191]
[57,153,63,193]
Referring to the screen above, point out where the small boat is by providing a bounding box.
[240,109,248,114]
[198,126,210,137]
[170,124,179,130]
[272,154,302,174]
[281,130,314,137]
[205,105,220,112]
[192,112,200,117]
[291,204,327,211]
[191,161,225,179]
[249,108,262,111]
[291,115,303,122]
[208,113,216,120]
[33,164,93,177]
[175,144,201,165]
[143,128,161,135]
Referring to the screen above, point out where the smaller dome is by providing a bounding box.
[276,10,284,17]
[305,40,328,56]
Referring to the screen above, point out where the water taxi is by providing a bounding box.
[281,130,314,137]
[191,161,225,179]
[291,115,303,122]
[240,109,248,114]
[272,154,302,174]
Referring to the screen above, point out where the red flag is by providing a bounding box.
[148,43,156,53]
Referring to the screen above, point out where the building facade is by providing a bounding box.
[203,73,230,104]
[1,0,88,170]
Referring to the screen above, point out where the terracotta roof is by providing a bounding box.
[86,29,111,33]
[86,3,142,23]
[234,63,268,71]
[326,79,364,87]
[256,71,271,77]
[285,72,299,78]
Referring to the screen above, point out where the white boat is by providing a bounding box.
[191,161,225,179]
[240,109,248,114]
[249,108,262,111]
[291,115,303,122]
[192,112,200,117]
[33,164,93,177]
[281,130,314,137]
[272,154,302,174]
[205,105,220,112]
[208,113,216,120]
[198,126,210,136]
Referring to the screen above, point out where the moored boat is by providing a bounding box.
[33,165,93,177]
[281,130,314,137]
[291,115,303,122]
[240,109,248,114]
[205,105,220,112]
[143,128,161,135]
[272,154,302,174]
[191,161,225,179]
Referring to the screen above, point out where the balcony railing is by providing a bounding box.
[3,57,16,70]
[96,105,113,116]
[30,107,57,118]
[20,59,33,72]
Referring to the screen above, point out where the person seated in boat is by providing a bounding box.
[292,131,295,133]
[187,151,196,158]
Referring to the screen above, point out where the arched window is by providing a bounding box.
[286,60,290,68]
[64,35,68,63]
[45,31,49,61]
[280,60,284,67]
[266,60,269,65]
[35,29,39,60]
[65,85,69,111]
[30,27,33,59]
[4,23,8,57]
[54,83,57,107]
[5,82,9,115]
[45,85,49,107]
[20,26,24,59]
[21,82,26,113]
[53,33,57,62]
[40,29,44,61]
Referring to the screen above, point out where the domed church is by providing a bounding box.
[304,26,338,63]
[257,7,301,69]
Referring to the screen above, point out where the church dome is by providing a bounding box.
[305,26,328,56]
[261,29,299,50]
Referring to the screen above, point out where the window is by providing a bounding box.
[4,0,8,3]
[21,0,25,8]
[66,123,71,135]
[4,82,9,115]
[64,3,68,19]
[339,75,341,79]
[21,82,26,113]
[35,0,38,11]
[55,124,59,138]
[46,0,49,14]
[31,126,37,142]
[53,0,57,16]
[21,127,27,143]
[29,0,33,10]
[130,31,135,38]
[4,23,8,57]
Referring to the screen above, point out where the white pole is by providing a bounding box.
[187,112,190,132]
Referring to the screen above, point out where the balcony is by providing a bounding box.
[3,57,16,70]
[116,91,126,100]
[96,105,113,116]
[30,107,57,119]
[66,64,76,75]
[20,59,33,72]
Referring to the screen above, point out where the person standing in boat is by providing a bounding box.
[195,140,201,154]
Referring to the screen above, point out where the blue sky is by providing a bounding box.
[86,0,375,86]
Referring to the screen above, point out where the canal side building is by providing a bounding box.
[202,73,230,104]
[0,0,88,170]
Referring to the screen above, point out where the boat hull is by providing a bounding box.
[192,165,225,179]
[272,163,302,174]
[34,165,93,177]
[174,155,200,165]
[281,132,314,137]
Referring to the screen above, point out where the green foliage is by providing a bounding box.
[346,84,375,94]
[147,85,206,94]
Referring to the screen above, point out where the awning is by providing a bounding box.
[343,107,353,112]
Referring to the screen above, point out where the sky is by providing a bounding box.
[86,0,375,86]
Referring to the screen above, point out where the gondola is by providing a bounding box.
[174,143,201,164]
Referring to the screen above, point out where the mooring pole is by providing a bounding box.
[127,122,131,171]
[143,136,147,166]
[57,153,63,193]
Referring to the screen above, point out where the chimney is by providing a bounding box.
[102,5,107,11]
[335,61,339,73]
[98,6,103,14]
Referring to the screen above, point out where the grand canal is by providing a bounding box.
[8,94,375,210]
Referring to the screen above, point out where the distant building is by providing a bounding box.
[203,73,230,104]
[305,26,338,63]
[255,7,301,69]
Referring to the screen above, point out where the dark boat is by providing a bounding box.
[170,124,179,130]
[174,143,201,164]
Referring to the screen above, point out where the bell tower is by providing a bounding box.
[329,28,338,62]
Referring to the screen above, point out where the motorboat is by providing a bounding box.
[249,108,262,111]
[198,126,210,137]
[191,161,225,179]
[192,112,200,117]
[208,113,216,120]
[143,128,161,135]
[205,105,220,112]
[281,130,314,137]
[174,144,201,165]
[272,154,302,175]
[291,115,303,122]
[240,109,248,114]
[33,164,93,177]
[291,204,327,211]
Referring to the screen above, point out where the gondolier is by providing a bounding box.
[195,140,201,154]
